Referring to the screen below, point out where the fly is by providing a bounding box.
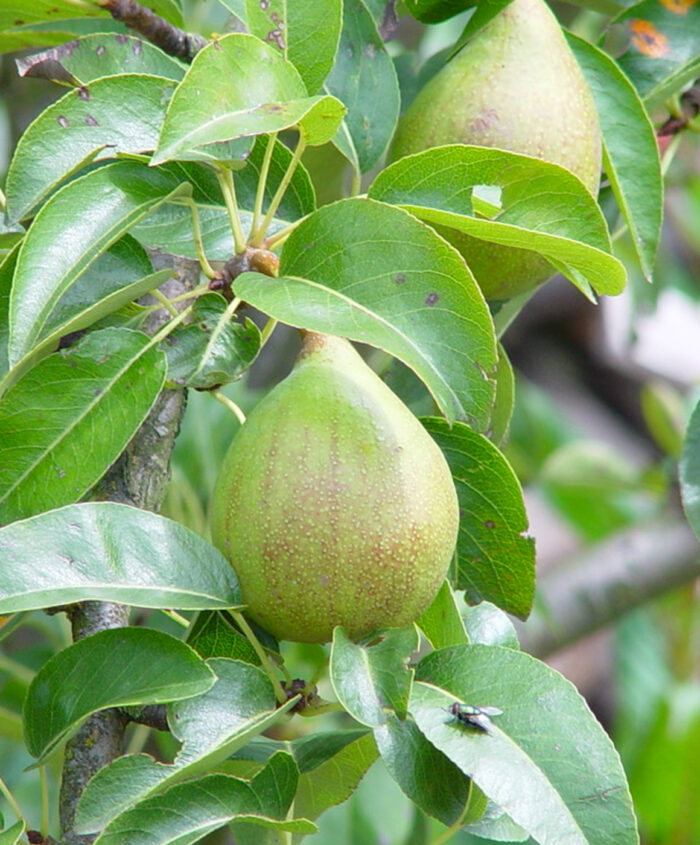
[448,702,502,733]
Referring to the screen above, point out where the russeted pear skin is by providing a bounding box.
[391,0,601,301]
[210,332,459,644]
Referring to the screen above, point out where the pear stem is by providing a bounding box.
[211,390,246,425]
[230,611,288,704]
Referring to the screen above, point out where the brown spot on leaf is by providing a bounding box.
[484,520,495,529]
[395,272,405,284]
[78,86,90,101]
[425,292,439,306]
[133,39,142,55]
[14,19,25,25]
[115,33,128,44]
[57,115,70,128]
[84,115,98,126]
[659,0,696,12]
[629,19,670,57]
[95,44,106,56]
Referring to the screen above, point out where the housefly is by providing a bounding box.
[448,702,502,733]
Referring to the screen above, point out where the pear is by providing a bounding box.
[391,0,601,301]
[210,332,459,644]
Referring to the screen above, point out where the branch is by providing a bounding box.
[518,516,700,657]
[98,0,207,61]
[58,257,200,845]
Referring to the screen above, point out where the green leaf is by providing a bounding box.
[0,1,107,30]
[490,342,514,446]
[369,145,626,298]
[16,33,186,85]
[403,0,477,24]
[413,645,639,845]
[152,33,345,164]
[330,626,418,727]
[6,74,179,223]
[76,658,300,833]
[293,731,378,822]
[6,161,189,367]
[0,328,167,523]
[235,198,498,428]
[0,245,19,380]
[613,1,700,104]
[0,501,241,613]
[93,773,316,845]
[0,820,25,845]
[680,397,700,542]
[416,580,468,650]
[186,611,260,664]
[164,293,261,389]
[24,627,216,762]
[245,0,341,93]
[567,33,662,282]
[326,0,400,174]
[462,601,519,649]
[374,713,471,825]
[422,418,535,619]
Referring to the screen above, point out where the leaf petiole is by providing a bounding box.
[229,611,288,704]
[251,132,278,243]
[216,166,248,255]
[253,131,307,245]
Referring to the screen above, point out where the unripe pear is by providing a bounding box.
[210,332,459,644]
[392,0,601,301]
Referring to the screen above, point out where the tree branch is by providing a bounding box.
[518,516,700,657]
[98,0,208,61]
[58,257,200,845]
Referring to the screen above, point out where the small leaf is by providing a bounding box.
[330,626,418,727]
[5,74,179,222]
[0,328,168,523]
[76,658,299,833]
[416,580,469,650]
[24,627,216,762]
[152,33,345,164]
[567,33,662,282]
[93,773,316,845]
[235,198,498,429]
[369,145,626,298]
[613,1,700,104]
[463,601,519,649]
[0,245,19,380]
[326,0,400,173]
[413,645,639,845]
[374,713,471,825]
[422,418,535,619]
[7,161,189,368]
[0,502,241,614]
[163,293,261,389]
[16,33,186,85]
[186,610,260,664]
[245,0,342,93]
[0,820,25,845]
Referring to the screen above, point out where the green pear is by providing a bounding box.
[210,332,459,644]
[392,0,601,301]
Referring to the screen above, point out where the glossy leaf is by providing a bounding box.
[76,658,300,833]
[403,0,478,24]
[164,293,261,389]
[24,627,216,762]
[0,328,167,523]
[422,418,535,619]
[463,601,519,649]
[235,198,498,428]
[93,773,315,845]
[413,645,639,845]
[0,502,241,613]
[416,580,468,650]
[152,34,345,164]
[5,74,179,223]
[369,145,626,298]
[245,0,341,93]
[374,713,471,825]
[330,626,418,727]
[0,1,108,30]
[614,1,700,104]
[17,31,184,85]
[0,245,19,380]
[326,0,400,174]
[568,33,662,282]
[7,161,188,367]
[0,820,25,845]
[490,342,514,446]
[679,396,700,542]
